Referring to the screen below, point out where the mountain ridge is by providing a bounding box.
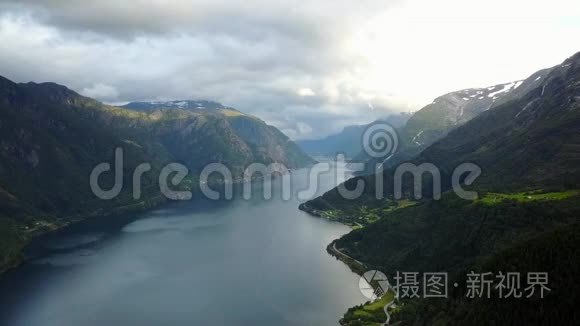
[354,72,554,170]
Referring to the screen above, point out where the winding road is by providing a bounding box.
[331,242,365,267]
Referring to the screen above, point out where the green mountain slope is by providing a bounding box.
[301,52,580,325]
[0,76,313,272]
[411,223,580,325]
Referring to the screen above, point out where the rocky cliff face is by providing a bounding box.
[122,100,316,173]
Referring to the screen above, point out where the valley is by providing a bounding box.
[1,2,579,326]
[0,34,578,326]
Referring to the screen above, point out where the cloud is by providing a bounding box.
[296,122,313,134]
[297,88,315,97]
[81,83,119,101]
[0,0,579,140]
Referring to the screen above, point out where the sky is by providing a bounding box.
[0,0,579,140]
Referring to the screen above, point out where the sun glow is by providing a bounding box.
[342,0,580,109]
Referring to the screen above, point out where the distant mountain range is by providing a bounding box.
[301,51,580,325]
[0,77,314,272]
[296,113,411,158]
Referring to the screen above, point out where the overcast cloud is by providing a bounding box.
[0,0,579,139]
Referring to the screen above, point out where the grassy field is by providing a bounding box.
[342,291,395,325]
[318,199,418,227]
[478,190,580,205]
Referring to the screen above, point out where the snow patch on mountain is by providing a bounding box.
[412,130,424,146]
[484,80,523,99]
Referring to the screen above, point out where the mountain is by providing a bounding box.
[296,113,411,158]
[355,75,552,169]
[420,54,580,190]
[297,124,368,158]
[0,76,314,272]
[122,100,230,112]
[121,100,316,176]
[304,51,580,226]
[300,52,580,325]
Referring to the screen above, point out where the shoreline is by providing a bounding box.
[299,203,368,273]
[0,168,304,277]
[0,194,168,277]
[326,240,367,274]
[1,172,382,325]
[301,204,394,326]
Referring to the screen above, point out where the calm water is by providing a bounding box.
[0,162,365,326]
